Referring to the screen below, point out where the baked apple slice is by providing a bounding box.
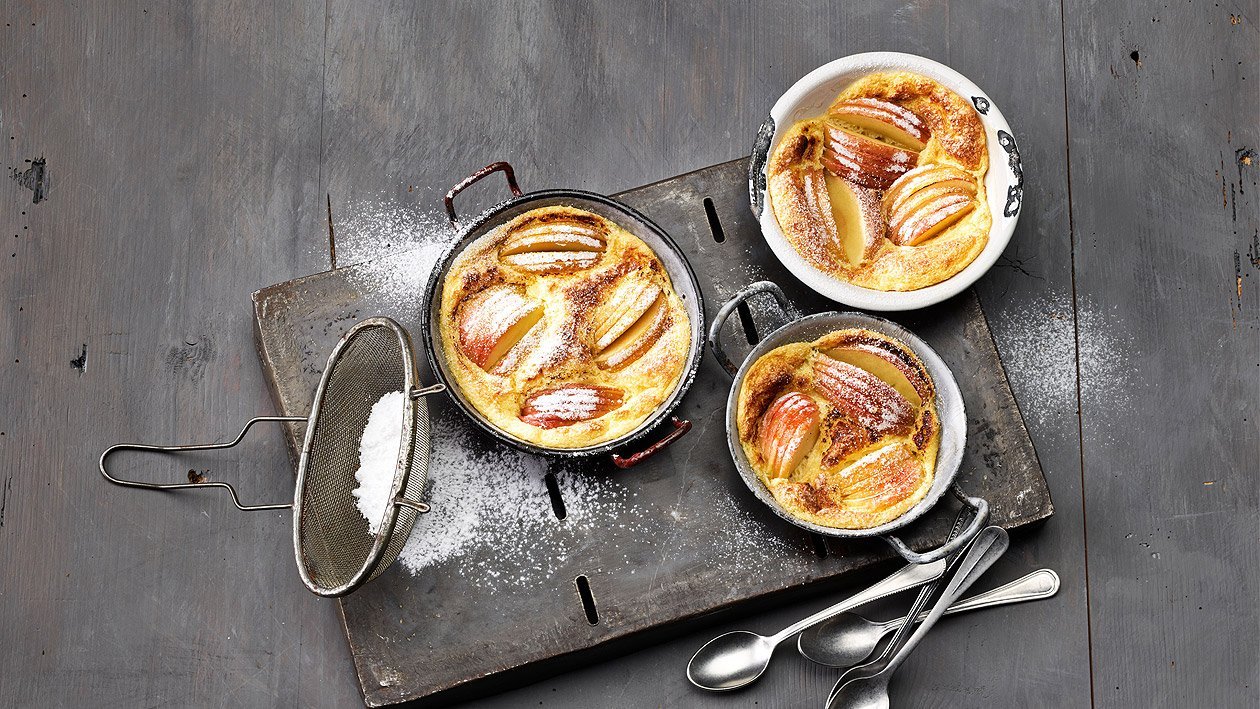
[812,354,915,436]
[829,98,930,151]
[824,173,883,265]
[824,342,932,406]
[593,279,663,352]
[519,385,624,428]
[758,391,821,478]
[888,193,975,246]
[821,123,919,190]
[499,214,608,274]
[457,285,543,370]
[595,293,670,371]
[882,165,977,246]
[882,164,974,219]
[823,442,926,508]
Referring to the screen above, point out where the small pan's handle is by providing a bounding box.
[98,416,307,511]
[444,161,523,229]
[707,280,791,377]
[881,487,990,564]
[611,417,692,469]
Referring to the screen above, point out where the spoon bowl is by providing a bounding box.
[798,613,886,669]
[828,675,894,709]
[686,631,775,691]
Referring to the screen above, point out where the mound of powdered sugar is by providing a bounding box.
[351,390,407,535]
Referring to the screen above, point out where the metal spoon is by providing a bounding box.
[685,557,946,691]
[826,526,1009,709]
[798,568,1059,668]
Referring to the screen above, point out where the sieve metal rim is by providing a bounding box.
[291,316,434,598]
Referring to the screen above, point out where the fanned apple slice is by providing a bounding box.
[824,173,883,265]
[822,123,919,190]
[457,285,543,370]
[519,384,624,428]
[817,442,925,510]
[889,194,975,246]
[888,177,976,240]
[499,214,608,274]
[596,293,670,371]
[883,164,974,221]
[825,343,932,406]
[766,124,841,261]
[829,98,930,151]
[758,391,822,478]
[812,354,915,436]
[593,279,663,352]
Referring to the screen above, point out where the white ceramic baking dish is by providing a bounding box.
[748,52,1023,311]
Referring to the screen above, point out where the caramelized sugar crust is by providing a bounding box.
[767,71,992,292]
[440,206,691,449]
[737,328,941,530]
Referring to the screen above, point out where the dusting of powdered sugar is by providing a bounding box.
[992,292,1138,435]
[393,411,812,588]
[332,196,454,313]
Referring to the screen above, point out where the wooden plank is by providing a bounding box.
[1062,1,1260,705]
[0,3,363,707]
[252,157,1053,705]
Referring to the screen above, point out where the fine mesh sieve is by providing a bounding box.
[99,317,445,597]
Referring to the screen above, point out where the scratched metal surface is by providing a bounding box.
[2,1,1256,707]
[252,158,1053,706]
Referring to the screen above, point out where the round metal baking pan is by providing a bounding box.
[419,162,704,468]
[709,280,988,563]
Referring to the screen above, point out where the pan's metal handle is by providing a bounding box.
[611,417,692,469]
[707,280,791,377]
[747,114,776,219]
[881,486,990,564]
[444,161,523,229]
[98,416,307,511]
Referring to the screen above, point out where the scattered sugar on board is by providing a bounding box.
[351,391,406,535]
[393,411,812,590]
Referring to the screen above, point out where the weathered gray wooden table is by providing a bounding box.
[1,2,1255,707]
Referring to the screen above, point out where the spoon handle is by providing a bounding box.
[876,568,1061,633]
[769,557,947,644]
[880,526,1010,675]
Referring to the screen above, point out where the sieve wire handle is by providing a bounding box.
[99,415,307,511]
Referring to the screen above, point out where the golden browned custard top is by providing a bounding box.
[767,71,991,291]
[439,205,691,449]
[737,328,940,529]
